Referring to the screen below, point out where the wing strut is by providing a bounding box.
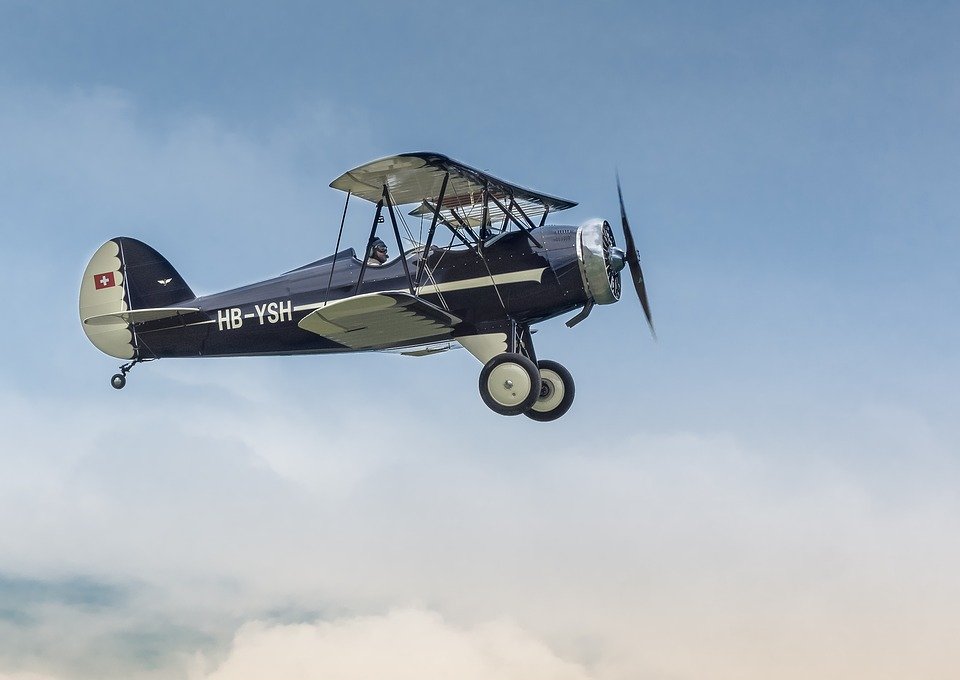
[442,214,480,252]
[383,186,416,295]
[354,198,385,295]
[480,182,490,242]
[539,207,550,228]
[354,185,419,296]
[414,171,449,289]
[485,191,543,249]
[448,208,481,244]
[323,190,351,305]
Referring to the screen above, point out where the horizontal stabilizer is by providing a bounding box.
[83,307,201,326]
[298,292,460,350]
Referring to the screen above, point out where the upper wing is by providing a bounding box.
[329,152,577,228]
[298,292,461,350]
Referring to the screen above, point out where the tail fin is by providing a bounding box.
[79,237,195,359]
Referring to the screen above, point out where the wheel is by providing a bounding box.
[110,373,126,390]
[525,360,575,422]
[478,352,541,416]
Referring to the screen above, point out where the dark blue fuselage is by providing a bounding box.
[131,227,588,359]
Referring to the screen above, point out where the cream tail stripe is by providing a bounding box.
[293,267,547,313]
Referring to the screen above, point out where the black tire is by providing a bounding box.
[478,352,541,416]
[525,360,575,422]
[111,373,126,390]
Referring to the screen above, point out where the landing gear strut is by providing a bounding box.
[110,359,141,390]
[475,321,576,420]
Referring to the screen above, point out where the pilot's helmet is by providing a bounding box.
[368,237,388,259]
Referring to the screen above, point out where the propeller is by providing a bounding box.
[616,174,656,339]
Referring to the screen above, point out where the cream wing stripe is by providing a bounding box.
[293,267,546,313]
[414,267,546,296]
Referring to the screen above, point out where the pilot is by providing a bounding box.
[366,237,389,266]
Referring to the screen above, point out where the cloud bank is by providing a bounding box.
[2,377,959,680]
[198,609,592,680]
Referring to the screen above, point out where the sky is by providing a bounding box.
[0,1,958,678]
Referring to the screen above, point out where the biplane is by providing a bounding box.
[79,152,654,421]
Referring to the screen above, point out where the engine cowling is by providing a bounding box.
[575,219,625,305]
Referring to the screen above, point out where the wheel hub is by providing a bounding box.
[530,368,565,413]
[486,362,533,407]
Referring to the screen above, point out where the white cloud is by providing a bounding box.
[3,375,960,679]
[197,609,592,680]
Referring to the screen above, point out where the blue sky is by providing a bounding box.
[1,2,958,679]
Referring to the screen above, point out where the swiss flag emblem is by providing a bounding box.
[94,271,116,290]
